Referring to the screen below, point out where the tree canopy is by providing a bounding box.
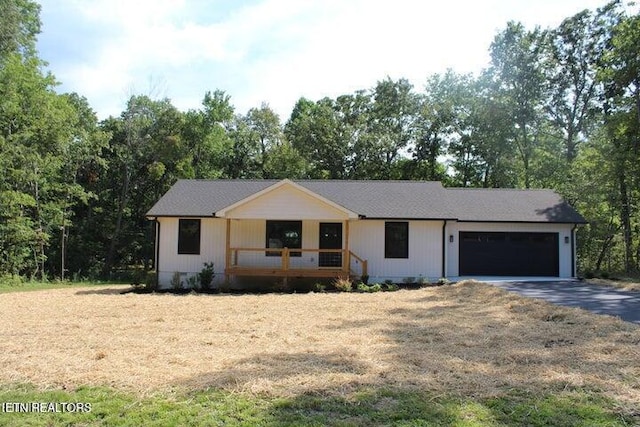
[1,0,639,279]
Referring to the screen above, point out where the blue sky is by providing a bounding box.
[37,0,625,122]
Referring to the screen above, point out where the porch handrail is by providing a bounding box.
[349,250,368,277]
[226,247,367,278]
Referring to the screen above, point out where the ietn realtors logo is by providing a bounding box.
[2,402,92,413]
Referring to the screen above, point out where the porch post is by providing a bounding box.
[344,220,350,274]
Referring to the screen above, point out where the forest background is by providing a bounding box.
[1,0,639,281]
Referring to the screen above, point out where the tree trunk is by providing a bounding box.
[617,165,634,272]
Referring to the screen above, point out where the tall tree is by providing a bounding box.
[488,22,547,188]
[285,97,348,179]
[0,0,41,60]
[598,6,640,272]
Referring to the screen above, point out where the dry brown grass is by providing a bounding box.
[588,277,640,291]
[1,281,638,411]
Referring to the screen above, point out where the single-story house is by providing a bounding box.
[146,179,586,288]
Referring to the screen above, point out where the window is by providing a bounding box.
[266,220,302,257]
[385,221,408,259]
[178,219,201,254]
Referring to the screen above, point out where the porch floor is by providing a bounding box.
[225,267,350,278]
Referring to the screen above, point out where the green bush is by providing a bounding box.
[0,274,25,287]
[360,274,370,285]
[369,283,382,292]
[313,282,326,293]
[199,262,215,290]
[356,282,369,292]
[384,283,399,291]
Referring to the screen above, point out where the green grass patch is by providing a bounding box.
[0,384,635,427]
[0,280,129,294]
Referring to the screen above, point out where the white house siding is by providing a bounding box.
[349,220,443,283]
[157,217,226,288]
[445,221,574,278]
[224,184,349,220]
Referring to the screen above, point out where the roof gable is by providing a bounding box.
[216,179,358,219]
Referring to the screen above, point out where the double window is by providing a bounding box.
[385,221,408,259]
[178,219,201,254]
[266,220,302,257]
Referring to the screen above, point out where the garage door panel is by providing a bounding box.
[459,232,559,276]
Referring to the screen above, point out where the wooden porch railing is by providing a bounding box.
[225,247,367,278]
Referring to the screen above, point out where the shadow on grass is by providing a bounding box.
[0,383,632,426]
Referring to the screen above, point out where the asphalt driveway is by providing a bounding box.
[490,280,640,324]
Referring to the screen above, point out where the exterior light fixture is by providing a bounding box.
[449,235,454,243]
[564,236,570,244]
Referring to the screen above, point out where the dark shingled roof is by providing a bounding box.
[146,179,586,223]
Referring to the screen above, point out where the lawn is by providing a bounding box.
[0,281,638,426]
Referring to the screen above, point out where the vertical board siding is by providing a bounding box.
[226,184,349,220]
[445,222,574,278]
[157,217,226,288]
[349,220,443,282]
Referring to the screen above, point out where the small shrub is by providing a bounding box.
[0,274,24,287]
[384,279,394,286]
[218,279,231,293]
[599,270,610,279]
[170,271,183,290]
[360,274,369,285]
[130,269,146,287]
[384,283,399,291]
[144,271,158,291]
[271,279,292,293]
[356,282,369,292]
[369,283,382,292]
[402,276,415,285]
[333,277,352,292]
[583,270,595,279]
[418,275,429,286]
[186,275,198,289]
[199,262,215,291]
[313,282,326,293]
[436,277,452,286]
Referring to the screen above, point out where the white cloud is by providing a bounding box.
[39,0,626,120]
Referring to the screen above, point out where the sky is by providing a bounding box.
[36,0,624,122]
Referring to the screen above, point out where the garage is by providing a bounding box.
[459,232,559,276]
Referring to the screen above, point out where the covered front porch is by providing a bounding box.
[223,219,368,280]
[216,179,368,282]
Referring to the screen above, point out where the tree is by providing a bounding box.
[367,77,420,179]
[598,6,640,272]
[543,9,604,163]
[488,22,547,188]
[285,97,349,179]
[100,95,186,276]
[0,0,41,60]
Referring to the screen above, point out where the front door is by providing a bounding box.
[319,222,342,267]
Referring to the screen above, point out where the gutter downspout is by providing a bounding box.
[571,224,577,278]
[442,220,447,278]
[155,219,161,287]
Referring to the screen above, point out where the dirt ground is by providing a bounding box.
[1,281,638,410]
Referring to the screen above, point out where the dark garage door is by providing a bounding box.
[459,232,559,276]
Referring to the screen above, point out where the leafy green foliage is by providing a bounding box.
[1,1,639,279]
